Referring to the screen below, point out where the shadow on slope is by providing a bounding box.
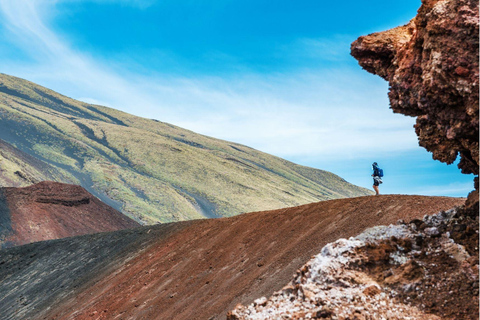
[0,138,73,187]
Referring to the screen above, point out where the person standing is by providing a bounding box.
[371,162,383,195]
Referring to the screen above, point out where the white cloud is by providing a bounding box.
[0,0,420,163]
[0,0,162,110]
[161,71,418,160]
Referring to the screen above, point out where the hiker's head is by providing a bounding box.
[372,162,378,169]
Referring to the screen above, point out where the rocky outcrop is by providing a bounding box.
[0,181,140,248]
[228,208,479,320]
[351,0,479,190]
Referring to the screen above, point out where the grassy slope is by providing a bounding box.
[0,73,373,223]
[0,139,74,187]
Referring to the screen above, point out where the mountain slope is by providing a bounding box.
[0,138,73,187]
[0,73,372,223]
[0,195,464,320]
[0,181,140,248]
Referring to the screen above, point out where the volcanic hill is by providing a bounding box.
[0,181,140,248]
[0,195,464,320]
[0,73,372,224]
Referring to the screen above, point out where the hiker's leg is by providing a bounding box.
[373,185,379,195]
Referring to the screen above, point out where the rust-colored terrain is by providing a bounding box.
[0,195,463,319]
[0,181,140,248]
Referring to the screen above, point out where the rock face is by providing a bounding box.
[351,0,479,186]
[0,181,140,248]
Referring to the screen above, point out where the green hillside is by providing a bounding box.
[0,73,373,223]
[0,138,72,185]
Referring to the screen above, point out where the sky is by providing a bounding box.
[0,0,474,197]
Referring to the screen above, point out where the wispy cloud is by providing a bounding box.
[0,0,419,162]
[0,0,161,112]
[166,71,418,160]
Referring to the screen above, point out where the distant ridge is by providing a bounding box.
[0,73,372,223]
[0,181,140,248]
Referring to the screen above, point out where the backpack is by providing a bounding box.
[377,168,384,177]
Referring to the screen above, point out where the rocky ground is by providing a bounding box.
[0,195,463,320]
[0,181,139,248]
[228,205,478,320]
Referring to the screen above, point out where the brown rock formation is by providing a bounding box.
[351,0,479,190]
[0,181,140,248]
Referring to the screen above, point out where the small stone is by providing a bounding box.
[455,66,470,77]
[254,297,267,307]
[424,227,440,237]
[316,308,333,318]
[363,285,381,297]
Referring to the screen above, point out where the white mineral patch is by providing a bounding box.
[229,213,452,320]
[390,251,409,265]
[431,0,449,15]
[308,238,363,282]
[354,223,414,242]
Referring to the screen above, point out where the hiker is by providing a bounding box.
[371,162,383,195]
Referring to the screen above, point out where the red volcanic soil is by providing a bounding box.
[27,195,464,320]
[0,181,139,248]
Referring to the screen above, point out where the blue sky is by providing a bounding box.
[0,0,474,197]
